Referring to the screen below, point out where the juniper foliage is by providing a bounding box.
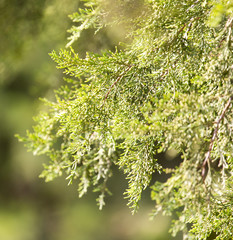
[18,0,233,239]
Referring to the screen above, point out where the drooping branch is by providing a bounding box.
[202,96,232,181]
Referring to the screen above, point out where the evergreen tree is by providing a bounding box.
[18,0,233,239]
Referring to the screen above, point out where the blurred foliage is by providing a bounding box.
[208,0,233,27]
[0,0,174,239]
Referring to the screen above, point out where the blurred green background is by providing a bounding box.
[0,1,181,239]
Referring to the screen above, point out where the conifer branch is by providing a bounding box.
[202,96,232,181]
[102,64,133,104]
[19,1,233,237]
[154,16,201,51]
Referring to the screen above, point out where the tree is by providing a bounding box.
[18,0,233,239]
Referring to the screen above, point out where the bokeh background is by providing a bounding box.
[0,1,182,239]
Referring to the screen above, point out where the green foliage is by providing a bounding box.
[66,0,101,47]
[18,0,233,238]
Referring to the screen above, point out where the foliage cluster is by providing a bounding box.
[19,0,233,239]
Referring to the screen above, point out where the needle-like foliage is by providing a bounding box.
[18,0,233,238]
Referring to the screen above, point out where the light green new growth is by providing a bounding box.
[18,0,233,239]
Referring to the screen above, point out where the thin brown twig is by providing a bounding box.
[175,16,200,39]
[152,16,201,52]
[202,96,232,181]
[102,65,132,105]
